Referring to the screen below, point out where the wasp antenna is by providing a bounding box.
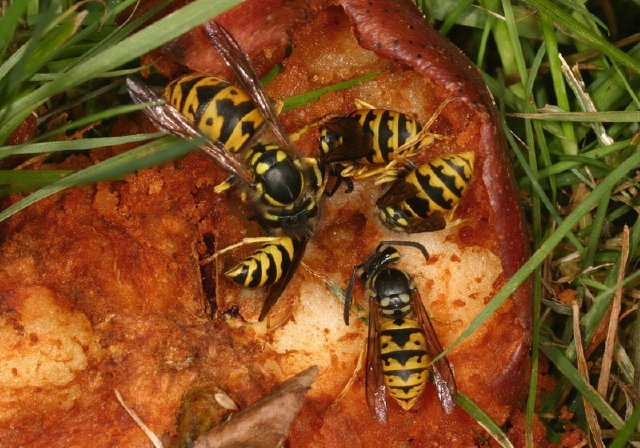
[377,240,429,263]
[343,263,363,326]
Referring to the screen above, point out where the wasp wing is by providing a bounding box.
[126,77,255,188]
[319,117,373,163]
[201,21,296,156]
[375,180,419,207]
[376,181,447,233]
[365,297,388,424]
[258,235,308,322]
[411,288,457,414]
[403,213,447,233]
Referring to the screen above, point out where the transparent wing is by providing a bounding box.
[403,213,447,234]
[126,77,255,187]
[365,297,388,424]
[319,116,373,163]
[200,21,296,156]
[412,289,457,414]
[375,180,419,206]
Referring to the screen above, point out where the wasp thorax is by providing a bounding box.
[373,268,413,317]
[246,144,305,207]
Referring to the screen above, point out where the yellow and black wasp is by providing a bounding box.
[376,152,475,233]
[127,21,324,321]
[344,241,457,424]
[317,98,456,191]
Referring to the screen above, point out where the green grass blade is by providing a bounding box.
[23,10,88,79]
[566,268,640,362]
[0,0,31,50]
[432,0,573,44]
[281,71,380,112]
[552,0,608,32]
[438,0,475,36]
[541,340,624,429]
[509,110,640,122]
[0,0,244,142]
[72,0,174,68]
[589,44,640,112]
[458,392,514,447]
[525,0,640,75]
[609,403,640,448]
[30,103,152,143]
[0,136,199,221]
[434,144,640,363]
[0,169,74,183]
[540,11,578,156]
[0,133,163,158]
[0,2,56,107]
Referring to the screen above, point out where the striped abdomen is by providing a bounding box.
[377,152,475,233]
[163,74,264,153]
[226,236,301,288]
[401,152,474,217]
[350,109,422,164]
[379,318,429,410]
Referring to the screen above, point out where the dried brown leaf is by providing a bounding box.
[194,365,318,448]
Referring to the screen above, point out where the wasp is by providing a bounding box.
[127,21,324,321]
[344,241,457,423]
[317,98,457,190]
[376,152,475,233]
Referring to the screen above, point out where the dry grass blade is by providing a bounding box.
[115,389,163,448]
[572,301,605,448]
[559,54,614,147]
[597,226,630,397]
[194,366,318,448]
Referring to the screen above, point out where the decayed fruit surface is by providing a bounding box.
[0,0,532,446]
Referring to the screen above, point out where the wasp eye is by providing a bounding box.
[320,131,339,149]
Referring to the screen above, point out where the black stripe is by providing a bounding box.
[445,156,471,183]
[402,195,432,218]
[246,256,263,287]
[263,248,278,285]
[192,82,229,127]
[215,98,257,149]
[376,110,394,162]
[414,167,451,210]
[381,350,427,367]
[232,263,250,285]
[174,75,207,111]
[276,242,294,270]
[433,160,464,198]
[397,113,412,147]
[380,326,422,348]
[384,367,427,383]
[388,384,423,394]
[359,111,378,163]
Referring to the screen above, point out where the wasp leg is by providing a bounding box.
[323,166,355,197]
[328,339,367,410]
